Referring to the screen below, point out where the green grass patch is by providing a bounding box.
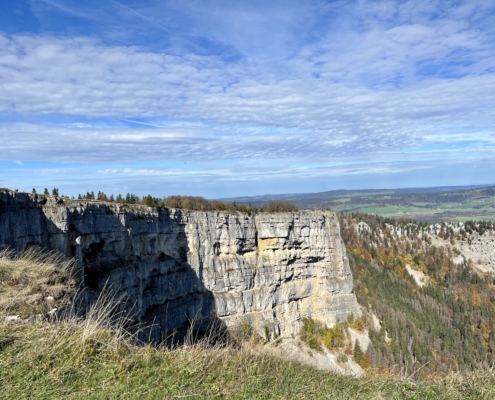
[3,322,495,399]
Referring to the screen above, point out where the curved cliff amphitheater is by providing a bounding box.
[0,189,360,343]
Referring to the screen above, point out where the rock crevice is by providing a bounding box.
[0,190,360,342]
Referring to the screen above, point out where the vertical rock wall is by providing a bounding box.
[0,190,360,341]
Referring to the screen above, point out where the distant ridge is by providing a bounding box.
[219,184,495,221]
[219,184,491,203]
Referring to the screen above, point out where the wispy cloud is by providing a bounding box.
[109,0,171,32]
[116,119,167,128]
[0,0,494,196]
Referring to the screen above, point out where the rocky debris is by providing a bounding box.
[269,338,365,377]
[370,312,381,330]
[4,315,21,322]
[4,311,57,323]
[348,328,371,352]
[429,233,495,273]
[357,221,371,234]
[405,264,428,287]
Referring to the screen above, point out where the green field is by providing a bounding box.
[228,186,495,221]
[330,200,495,221]
[330,196,495,221]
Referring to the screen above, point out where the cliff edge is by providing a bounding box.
[0,190,360,342]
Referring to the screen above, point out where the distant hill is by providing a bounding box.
[220,185,495,221]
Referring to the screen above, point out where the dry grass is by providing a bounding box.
[0,247,76,318]
[2,248,495,398]
[3,316,495,399]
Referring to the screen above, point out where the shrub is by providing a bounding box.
[328,325,345,348]
[359,354,371,369]
[261,201,299,212]
[323,329,334,350]
[351,318,365,331]
[353,340,363,364]
[338,353,348,363]
[300,317,348,352]
[163,195,214,211]
[300,317,325,351]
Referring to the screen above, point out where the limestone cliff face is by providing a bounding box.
[0,190,360,341]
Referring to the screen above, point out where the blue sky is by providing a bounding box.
[1,0,495,198]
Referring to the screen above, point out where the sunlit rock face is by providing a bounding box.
[0,190,360,342]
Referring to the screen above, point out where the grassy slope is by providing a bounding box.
[2,322,495,400]
[0,248,76,318]
[2,225,495,398]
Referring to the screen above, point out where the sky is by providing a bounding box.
[1,0,495,199]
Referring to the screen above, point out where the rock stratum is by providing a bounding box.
[0,190,360,342]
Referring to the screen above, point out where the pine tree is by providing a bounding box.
[353,339,363,364]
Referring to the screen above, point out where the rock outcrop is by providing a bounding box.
[0,190,360,342]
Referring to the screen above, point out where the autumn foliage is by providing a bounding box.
[340,213,495,376]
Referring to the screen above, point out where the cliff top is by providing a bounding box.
[0,188,329,215]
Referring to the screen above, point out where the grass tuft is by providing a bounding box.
[0,247,77,318]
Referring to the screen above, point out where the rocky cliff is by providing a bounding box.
[0,190,360,342]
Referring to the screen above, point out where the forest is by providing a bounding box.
[339,213,495,375]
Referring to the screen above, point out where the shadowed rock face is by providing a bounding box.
[0,190,360,342]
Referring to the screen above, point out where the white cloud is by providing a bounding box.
[0,122,414,163]
[1,0,495,195]
[1,21,494,129]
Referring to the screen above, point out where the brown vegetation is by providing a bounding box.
[0,247,76,318]
[260,201,299,212]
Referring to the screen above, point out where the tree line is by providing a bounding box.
[31,188,298,213]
